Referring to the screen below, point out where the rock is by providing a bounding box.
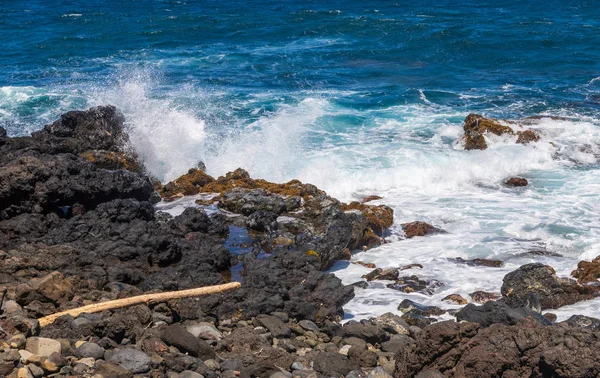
[0,351,19,376]
[94,361,133,378]
[572,255,600,284]
[9,334,26,349]
[269,372,291,378]
[362,268,399,281]
[17,367,34,378]
[367,367,393,378]
[373,313,410,335]
[543,313,558,322]
[448,257,503,267]
[339,201,394,234]
[561,315,600,331]
[204,359,219,370]
[338,345,352,356]
[455,300,547,326]
[161,324,216,360]
[395,317,600,378]
[186,322,223,340]
[516,129,541,144]
[462,113,515,150]
[338,323,388,344]
[158,169,215,201]
[16,272,73,306]
[469,290,500,304]
[381,335,415,354]
[346,371,367,378]
[107,348,151,374]
[246,210,279,232]
[27,365,44,378]
[505,177,528,187]
[254,315,291,338]
[298,320,319,333]
[387,276,443,295]
[348,346,377,367]
[501,263,599,310]
[179,371,205,378]
[312,352,360,376]
[25,337,61,357]
[401,222,445,238]
[76,342,105,359]
[291,362,308,371]
[397,300,445,317]
[442,294,468,305]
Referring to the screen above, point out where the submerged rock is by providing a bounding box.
[462,113,514,150]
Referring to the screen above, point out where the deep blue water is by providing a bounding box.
[2,0,600,319]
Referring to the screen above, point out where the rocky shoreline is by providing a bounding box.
[2,107,600,377]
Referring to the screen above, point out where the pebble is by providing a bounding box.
[18,350,34,363]
[204,359,220,370]
[179,371,205,378]
[291,362,308,371]
[27,364,44,378]
[339,345,352,356]
[108,348,151,374]
[17,367,34,378]
[186,322,223,340]
[367,366,394,378]
[76,342,105,360]
[298,320,319,333]
[270,372,292,378]
[9,335,26,349]
[77,357,96,367]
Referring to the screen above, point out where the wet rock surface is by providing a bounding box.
[461,113,541,150]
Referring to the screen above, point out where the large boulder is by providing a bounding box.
[501,263,599,310]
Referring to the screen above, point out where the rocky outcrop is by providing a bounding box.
[461,113,541,150]
[505,177,528,187]
[395,317,600,378]
[501,263,599,310]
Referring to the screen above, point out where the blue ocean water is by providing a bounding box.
[2,0,600,320]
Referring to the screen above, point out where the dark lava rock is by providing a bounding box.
[381,335,415,354]
[397,300,445,317]
[501,263,599,310]
[161,324,216,360]
[401,221,446,238]
[338,323,388,344]
[362,268,399,281]
[107,348,151,374]
[254,314,291,338]
[312,352,360,376]
[76,342,105,359]
[505,177,528,187]
[455,300,548,327]
[94,361,133,378]
[245,210,278,232]
[449,257,503,267]
[219,188,287,215]
[348,345,377,367]
[396,317,600,378]
[387,276,444,295]
[561,314,600,331]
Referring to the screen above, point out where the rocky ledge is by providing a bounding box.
[2,106,600,378]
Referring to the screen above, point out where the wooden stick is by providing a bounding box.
[38,282,241,328]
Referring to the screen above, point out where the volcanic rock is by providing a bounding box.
[505,177,528,187]
[401,222,445,238]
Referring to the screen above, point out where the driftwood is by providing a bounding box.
[38,282,241,327]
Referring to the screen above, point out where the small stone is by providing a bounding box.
[271,312,290,323]
[348,346,377,367]
[269,372,291,378]
[383,361,396,375]
[25,337,62,358]
[17,367,34,378]
[27,365,44,378]
[9,335,26,349]
[368,366,393,378]
[345,370,367,378]
[42,359,59,373]
[70,317,91,329]
[186,322,223,341]
[220,358,243,371]
[305,338,318,348]
[442,294,468,305]
[94,361,133,378]
[204,359,220,370]
[77,357,96,367]
[76,342,105,359]
[108,348,151,374]
[338,345,352,355]
[298,320,319,333]
[254,315,291,338]
[161,324,215,360]
[291,362,308,371]
[18,350,34,363]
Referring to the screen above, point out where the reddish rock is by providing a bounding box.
[516,129,541,144]
[360,195,383,204]
[449,257,504,268]
[572,255,600,284]
[401,222,445,238]
[462,113,514,150]
[505,177,528,187]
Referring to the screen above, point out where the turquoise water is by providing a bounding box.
[2,0,600,320]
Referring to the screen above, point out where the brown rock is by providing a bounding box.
[340,201,394,234]
[505,177,528,187]
[462,113,514,150]
[469,291,501,304]
[361,195,383,203]
[516,129,541,144]
[442,294,468,305]
[572,255,600,284]
[157,168,215,201]
[362,268,399,282]
[401,222,445,238]
[355,261,376,269]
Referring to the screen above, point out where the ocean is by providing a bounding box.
[2,0,600,321]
